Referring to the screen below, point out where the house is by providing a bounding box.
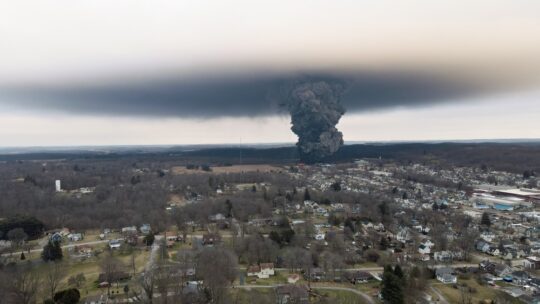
[434,251,452,262]
[121,226,137,235]
[511,270,530,286]
[396,228,412,243]
[488,247,501,256]
[276,285,309,304]
[247,263,275,279]
[178,267,196,278]
[165,232,182,247]
[0,240,12,249]
[182,281,203,299]
[345,271,373,284]
[68,233,83,242]
[413,225,431,235]
[524,256,540,269]
[98,271,130,285]
[260,263,275,277]
[209,213,226,222]
[418,244,431,255]
[480,231,496,242]
[287,274,300,284]
[304,268,325,281]
[202,233,221,246]
[479,260,496,273]
[125,234,138,246]
[493,263,512,278]
[475,240,491,253]
[108,239,121,250]
[434,251,463,262]
[50,232,63,243]
[59,228,71,236]
[140,224,151,235]
[481,273,499,286]
[436,267,457,284]
[314,234,325,241]
[419,254,431,261]
[75,245,93,257]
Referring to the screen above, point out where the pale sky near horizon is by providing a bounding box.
[1,0,539,146]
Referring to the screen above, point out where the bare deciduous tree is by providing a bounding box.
[100,255,124,296]
[5,264,41,304]
[196,247,238,304]
[44,261,66,300]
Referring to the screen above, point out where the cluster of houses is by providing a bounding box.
[46,228,85,244]
[477,260,540,301]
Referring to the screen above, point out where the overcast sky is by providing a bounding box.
[1,0,539,146]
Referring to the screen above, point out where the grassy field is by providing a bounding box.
[16,245,151,301]
[231,287,371,304]
[431,278,511,303]
[313,289,370,304]
[249,271,290,286]
[230,288,276,304]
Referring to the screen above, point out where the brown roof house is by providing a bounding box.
[276,285,309,304]
[247,263,275,279]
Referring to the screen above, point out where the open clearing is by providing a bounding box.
[172,164,283,174]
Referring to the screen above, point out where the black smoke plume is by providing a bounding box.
[284,80,347,163]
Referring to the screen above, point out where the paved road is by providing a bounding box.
[233,284,375,304]
[145,235,164,271]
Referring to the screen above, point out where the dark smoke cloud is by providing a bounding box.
[0,70,487,118]
[283,80,347,162]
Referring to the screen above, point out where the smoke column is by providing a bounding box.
[285,80,347,163]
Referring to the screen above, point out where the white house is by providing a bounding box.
[418,239,434,255]
[108,239,121,250]
[396,228,411,243]
[287,274,300,284]
[140,224,151,235]
[524,256,540,269]
[436,267,457,284]
[122,226,137,234]
[315,234,325,241]
[68,233,83,242]
[480,231,496,242]
[247,263,275,279]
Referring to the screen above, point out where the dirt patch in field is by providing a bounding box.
[172,164,283,174]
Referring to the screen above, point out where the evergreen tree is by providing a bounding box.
[54,288,80,304]
[330,182,341,191]
[381,265,404,304]
[380,237,389,250]
[225,199,233,217]
[344,218,356,233]
[269,231,282,245]
[143,233,155,246]
[303,188,311,201]
[42,240,63,262]
[481,212,491,227]
[394,265,405,284]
